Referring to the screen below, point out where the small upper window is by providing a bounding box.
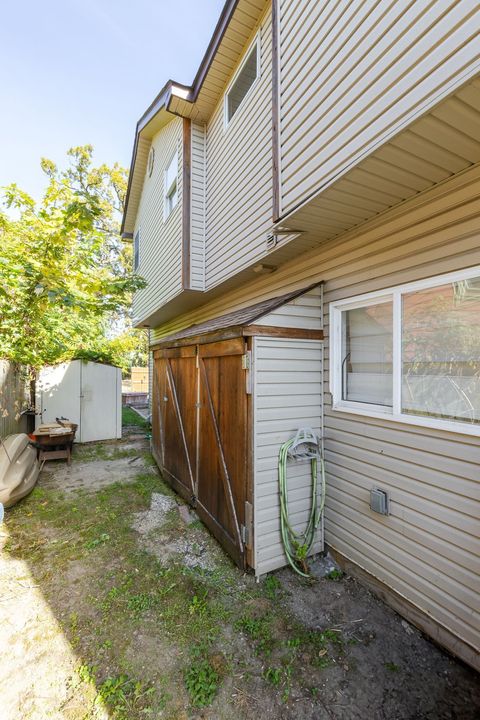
[133,230,140,270]
[147,146,155,177]
[164,151,178,220]
[225,39,259,125]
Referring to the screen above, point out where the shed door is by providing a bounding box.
[80,362,121,443]
[152,347,197,501]
[152,339,248,569]
[197,339,248,568]
[37,362,81,435]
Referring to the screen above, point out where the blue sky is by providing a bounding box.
[0,0,225,199]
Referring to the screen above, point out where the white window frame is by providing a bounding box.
[224,33,261,129]
[164,151,178,221]
[329,265,480,436]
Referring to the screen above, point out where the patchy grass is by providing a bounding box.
[3,427,477,720]
[2,467,352,717]
[73,443,141,462]
[122,405,150,430]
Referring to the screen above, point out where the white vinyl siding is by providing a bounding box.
[132,118,183,325]
[151,166,480,667]
[190,123,206,290]
[253,337,324,576]
[278,0,480,216]
[258,286,322,329]
[204,5,273,289]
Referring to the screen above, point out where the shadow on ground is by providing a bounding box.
[1,409,479,720]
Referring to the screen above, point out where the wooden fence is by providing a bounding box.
[0,360,30,438]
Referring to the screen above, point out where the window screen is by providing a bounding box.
[134,231,139,270]
[342,301,393,406]
[164,152,178,219]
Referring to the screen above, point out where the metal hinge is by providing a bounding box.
[241,352,251,370]
[242,351,252,394]
[241,501,253,548]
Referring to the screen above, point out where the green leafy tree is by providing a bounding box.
[0,146,146,370]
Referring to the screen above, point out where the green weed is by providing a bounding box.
[184,659,219,708]
[189,591,208,615]
[264,666,282,686]
[85,533,110,550]
[263,575,282,600]
[236,614,274,656]
[325,568,344,581]
[78,663,97,685]
[385,661,400,672]
[127,592,155,616]
[96,674,155,718]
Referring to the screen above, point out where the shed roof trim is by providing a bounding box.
[151,283,322,347]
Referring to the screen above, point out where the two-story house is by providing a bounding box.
[122,0,480,671]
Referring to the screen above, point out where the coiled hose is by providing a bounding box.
[278,438,325,577]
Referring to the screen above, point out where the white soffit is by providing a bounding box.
[276,76,480,247]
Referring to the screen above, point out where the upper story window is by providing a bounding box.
[330,266,480,435]
[164,151,178,220]
[147,146,155,177]
[133,230,140,270]
[225,36,259,126]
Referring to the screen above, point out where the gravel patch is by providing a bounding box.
[131,492,177,534]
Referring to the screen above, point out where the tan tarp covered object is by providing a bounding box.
[0,434,40,508]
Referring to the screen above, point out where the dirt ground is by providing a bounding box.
[1,408,478,720]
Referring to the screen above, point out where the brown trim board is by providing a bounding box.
[150,326,323,351]
[182,117,192,290]
[271,0,280,222]
[243,326,324,340]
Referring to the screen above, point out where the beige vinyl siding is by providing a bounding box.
[258,286,322,329]
[253,337,323,575]
[278,0,480,216]
[152,165,480,664]
[204,5,273,288]
[190,123,206,290]
[132,118,183,324]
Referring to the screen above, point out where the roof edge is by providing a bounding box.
[121,0,241,234]
[150,281,323,348]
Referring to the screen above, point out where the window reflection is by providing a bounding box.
[402,278,480,424]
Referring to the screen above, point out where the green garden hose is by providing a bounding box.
[278,437,325,577]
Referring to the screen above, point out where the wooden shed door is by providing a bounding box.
[152,347,197,501]
[197,339,248,568]
[152,339,248,568]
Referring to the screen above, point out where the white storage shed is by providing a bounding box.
[36,360,122,443]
